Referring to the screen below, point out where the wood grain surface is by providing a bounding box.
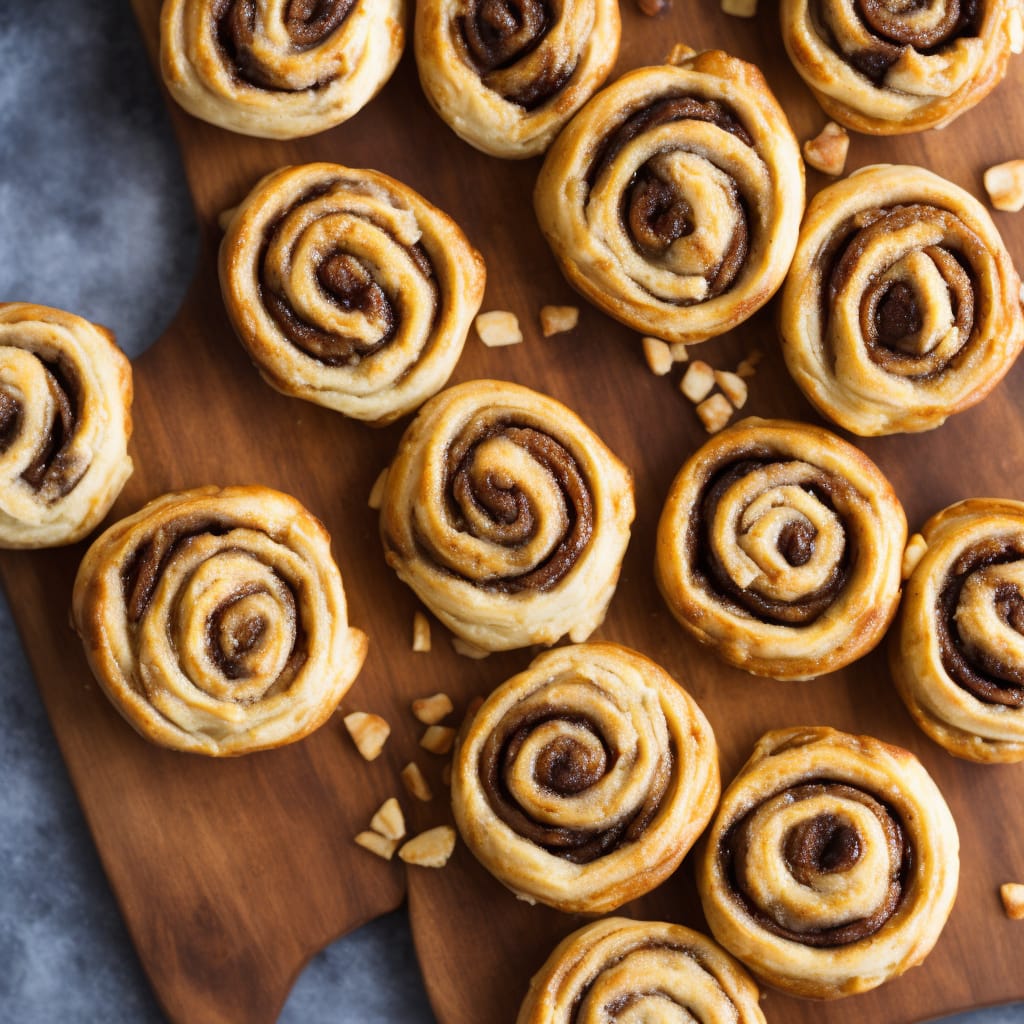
[2,1,1023,1022]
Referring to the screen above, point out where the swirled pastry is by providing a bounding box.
[0,303,132,548]
[534,48,804,345]
[452,643,719,912]
[893,499,1024,762]
[517,917,766,1023]
[656,418,906,680]
[781,0,1022,134]
[220,163,486,426]
[414,0,621,159]
[160,0,405,139]
[71,486,367,756]
[380,380,634,651]
[698,727,960,998]
[781,165,1024,436]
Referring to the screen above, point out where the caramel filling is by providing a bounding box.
[457,0,575,109]
[479,703,672,863]
[589,96,754,299]
[816,0,980,83]
[824,204,979,379]
[434,419,594,592]
[937,538,1024,706]
[214,0,356,91]
[257,183,439,367]
[723,782,909,947]
[691,454,854,626]
[0,357,84,500]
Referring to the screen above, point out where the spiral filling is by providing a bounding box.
[566,942,720,1021]
[213,0,357,91]
[937,537,1024,706]
[722,781,909,947]
[824,204,979,379]
[587,95,756,302]
[691,454,854,625]
[423,417,594,592]
[0,355,83,500]
[456,1,576,108]
[815,0,981,83]
[479,701,672,863]
[121,518,307,698]
[257,182,439,368]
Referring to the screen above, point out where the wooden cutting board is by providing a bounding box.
[3,1,1024,1021]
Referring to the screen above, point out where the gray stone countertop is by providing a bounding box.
[0,4,1020,1022]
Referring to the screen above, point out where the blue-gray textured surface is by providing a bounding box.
[0,3,1018,1023]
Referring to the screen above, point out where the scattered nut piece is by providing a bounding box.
[412,692,454,725]
[401,762,433,802]
[669,342,689,363]
[714,370,748,409]
[539,305,579,337]
[736,350,764,378]
[452,636,490,659]
[411,611,431,653]
[355,831,399,860]
[370,797,406,841]
[441,762,452,786]
[803,122,850,177]
[399,826,457,868]
[721,0,757,16]
[1009,6,1024,54]
[636,0,671,15]
[642,336,673,376]
[368,468,388,510]
[984,160,1024,212]
[1000,882,1024,919]
[902,534,929,580]
[665,43,696,65]
[343,712,390,762]
[476,310,523,347]
[680,360,716,403]
[217,206,238,232]
[696,393,733,434]
[421,725,457,756]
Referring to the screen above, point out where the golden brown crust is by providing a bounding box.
[780,165,1024,436]
[380,380,634,652]
[516,917,766,1023]
[698,727,960,999]
[781,0,1022,134]
[160,0,406,139]
[71,485,367,756]
[0,302,132,548]
[452,642,719,913]
[892,498,1024,762]
[414,0,621,159]
[655,417,906,680]
[534,49,804,345]
[219,163,486,426]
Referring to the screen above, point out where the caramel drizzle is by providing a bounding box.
[432,419,594,592]
[258,182,439,367]
[937,538,1024,706]
[692,455,854,626]
[456,0,576,109]
[213,0,357,91]
[479,702,672,863]
[588,95,754,301]
[722,781,910,948]
[824,204,979,379]
[0,356,85,500]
